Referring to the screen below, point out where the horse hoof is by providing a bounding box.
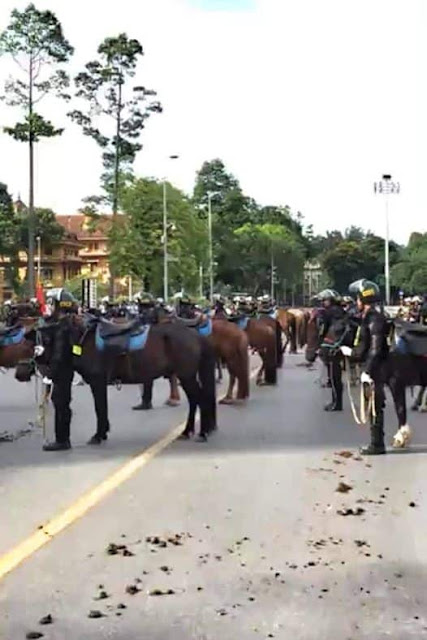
[233,398,247,406]
[194,434,208,443]
[178,432,192,440]
[392,425,413,449]
[166,399,180,407]
[219,397,234,405]
[88,435,104,445]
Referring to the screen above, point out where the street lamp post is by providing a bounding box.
[374,174,400,306]
[162,155,179,302]
[208,193,214,302]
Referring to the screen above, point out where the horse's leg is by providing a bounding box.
[220,366,236,404]
[178,376,199,440]
[132,382,153,410]
[411,386,424,411]
[166,375,181,406]
[421,386,427,412]
[390,379,413,449]
[216,358,223,384]
[87,376,110,445]
[256,355,265,385]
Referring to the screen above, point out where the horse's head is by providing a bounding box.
[319,315,360,360]
[305,308,325,363]
[15,321,59,382]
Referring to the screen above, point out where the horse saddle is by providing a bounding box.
[229,315,249,331]
[179,315,212,337]
[95,318,150,354]
[258,309,277,320]
[0,323,25,347]
[395,321,427,357]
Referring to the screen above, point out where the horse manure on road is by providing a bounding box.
[106,542,135,556]
[26,633,44,639]
[337,507,365,516]
[38,615,53,625]
[125,584,141,595]
[88,610,105,619]
[336,482,353,493]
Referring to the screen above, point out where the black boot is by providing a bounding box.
[324,401,343,412]
[132,402,153,411]
[360,422,386,455]
[43,440,71,451]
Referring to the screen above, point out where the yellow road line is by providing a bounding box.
[0,367,259,581]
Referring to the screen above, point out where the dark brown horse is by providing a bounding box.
[23,315,217,443]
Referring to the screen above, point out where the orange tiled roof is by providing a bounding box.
[56,214,113,239]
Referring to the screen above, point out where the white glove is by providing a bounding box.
[34,345,45,357]
[340,346,352,357]
[42,377,53,385]
[361,372,373,385]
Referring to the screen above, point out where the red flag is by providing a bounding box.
[36,281,47,315]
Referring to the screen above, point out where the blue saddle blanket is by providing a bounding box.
[197,318,212,337]
[95,324,150,353]
[236,316,249,331]
[0,327,25,347]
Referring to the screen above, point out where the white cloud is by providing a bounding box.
[0,0,424,243]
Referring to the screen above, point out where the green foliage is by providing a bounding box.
[109,178,207,295]
[319,228,400,294]
[390,233,427,294]
[16,207,64,252]
[0,183,16,255]
[68,33,162,212]
[0,3,74,142]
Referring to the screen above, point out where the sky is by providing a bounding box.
[0,0,425,243]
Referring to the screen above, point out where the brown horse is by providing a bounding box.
[276,308,297,353]
[0,324,37,369]
[244,318,277,385]
[212,319,250,404]
[164,318,250,406]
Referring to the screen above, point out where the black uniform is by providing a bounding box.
[319,304,345,411]
[419,301,427,326]
[351,307,389,451]
[49,316,74,445]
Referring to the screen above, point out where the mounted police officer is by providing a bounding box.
[175,292,196,319]
[43,289,79,451]
[341,279,389,455]
[136,292,158,324]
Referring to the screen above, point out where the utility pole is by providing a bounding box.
[208,193,214,302]
[374,174,400,306]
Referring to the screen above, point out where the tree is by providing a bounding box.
[16,206,64,254]
[231,222,305,296]
[110,178,207,296]
[0,183,17,256]
[391,233,427,294]
[0,3,74,295]
[68,33,162,296]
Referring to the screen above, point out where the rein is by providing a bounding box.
[343,356,376,426]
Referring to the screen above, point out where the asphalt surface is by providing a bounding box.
[1,356,427,639]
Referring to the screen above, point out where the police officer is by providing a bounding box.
[43,289,78,451]
[340,279,389,455]
[316,289,344,411]
[136,292,158,324]
[175,293,195,319]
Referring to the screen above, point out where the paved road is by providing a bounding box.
[1,357,427,639]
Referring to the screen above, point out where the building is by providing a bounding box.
[303,261,323,303]
[55,214,112,284]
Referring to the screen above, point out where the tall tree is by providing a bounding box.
[68,33,162,297]
[0,4,74,295]
[0,183,17,256]
[110,178,207,295]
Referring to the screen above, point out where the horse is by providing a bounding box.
[156,316,250,407]
[17,314,217,443]
[257,312,284,368]
[276,308,300,354]
[317,314,427,448]
[230,316,277,385]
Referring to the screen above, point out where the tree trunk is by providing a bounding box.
[108,82,122,301]
[27,56,35,298]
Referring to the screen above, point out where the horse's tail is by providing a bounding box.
[198,338,217,431]
[236,331,250,399]
[275,320,283,368]
[264,334,277,384]
[297,314,307,349]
